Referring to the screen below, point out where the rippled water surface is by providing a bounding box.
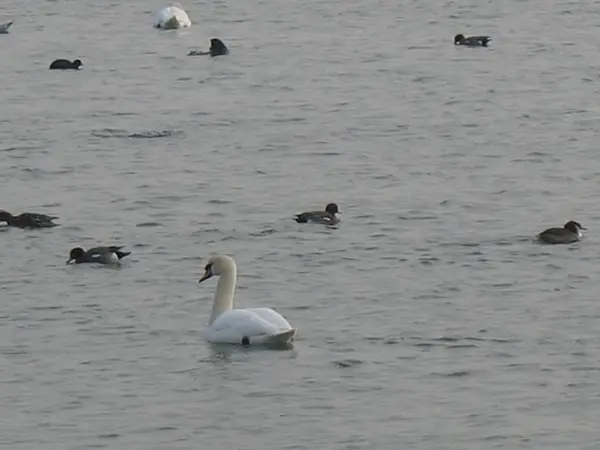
[2,0,600,448]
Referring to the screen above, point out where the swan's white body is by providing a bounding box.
[199,255,297,346]
[153,6,191,29]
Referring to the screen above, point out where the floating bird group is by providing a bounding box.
[2,8,490,73]
[2,7,580,350]
[1,199,584,348]
[1,4,231,72]
[0,201,343,348]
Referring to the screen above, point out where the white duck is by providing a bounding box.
[198,255,297,347]
[153,5,191,30]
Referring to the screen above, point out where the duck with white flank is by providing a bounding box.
[67,246,131,264]
[294,203,341,225]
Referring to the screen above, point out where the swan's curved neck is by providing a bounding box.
[209,266,236,324]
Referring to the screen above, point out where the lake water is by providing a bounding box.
[1,0,600,448]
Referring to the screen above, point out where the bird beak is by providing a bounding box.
[66,258,74,264]
[198,267,213,283]
[581,226,588,230]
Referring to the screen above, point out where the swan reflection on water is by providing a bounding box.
[203,342,299,365]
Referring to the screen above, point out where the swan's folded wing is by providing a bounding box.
[153,6,191,28]
[154,7,177,27]
[209,309,282,344]
[153,8,168,26]
[173,8,191,26]
[247,308,293,331]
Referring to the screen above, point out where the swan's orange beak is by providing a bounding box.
[198,267,213,283]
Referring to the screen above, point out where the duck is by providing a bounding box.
[49,59,83,70]
[188,38,229,57]
[537,220,586,244]
[0,210,58,228]
[153,5,191,29]
[454,34,491,47]
[0,21,13,34]
[294,203,341,225]
[198,255,297,347]
[67,246,131,264]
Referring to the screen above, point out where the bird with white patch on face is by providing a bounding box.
[537,220,586,244]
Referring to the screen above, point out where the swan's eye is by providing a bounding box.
[205,263,213,272]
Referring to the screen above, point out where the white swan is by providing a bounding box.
[153,5,191,30]
[198,255,297,347]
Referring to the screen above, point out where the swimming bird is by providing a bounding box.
[198,255,297,347]
[49,59,83,70]
[454,34,491,47]
[294,203,341,225]
[537,220,586,244]
[153,5,191,29]
[0,210,58,228]
[188,38,229,57]
[67,246,131,264]
[0,21,13,34]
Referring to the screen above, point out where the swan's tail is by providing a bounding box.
[266,328,297,348]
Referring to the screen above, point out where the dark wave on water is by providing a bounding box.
[91,128,184,139]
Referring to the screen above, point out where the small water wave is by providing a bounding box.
[363,334,519,348]
[136,222,162,228]
[91,128,184,139]
[332,358,364,368]
[439,370,471,377]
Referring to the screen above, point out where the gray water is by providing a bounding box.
[1,0,600,448]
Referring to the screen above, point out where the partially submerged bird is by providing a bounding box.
[0,210,58,228]
[153,5,191,29]
[294,203,341,225]
[188,38,229,57]
[49,59,83,70]
[0,21,13,34]
[67,246,131,264]
[537,220,586,244]
[454,34,491,47]
[198,255,297,347]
